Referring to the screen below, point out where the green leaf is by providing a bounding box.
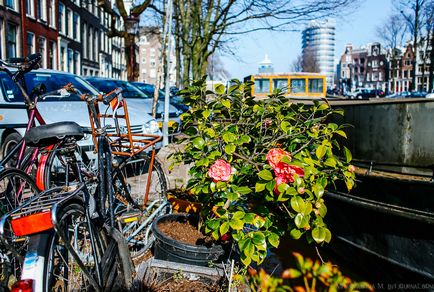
[290,196,305,213]
[202,109,211,119]
[324,158,337,168]
[251,232,266,245]
[295,213,308,228]
[336,130,347,138]
[233,211,245,220]
[268,233,280,248]
[318,103,329,111]
[219,222,229,236]
[312,227,326,243]
[224,144,236,154]
[316,145,327,159]
[240,253,252,266]
[211,229,219,240]
[312,184,324,199]
[239,135,251,144]
[215,84,225,94]
[237,186,252,195]
[343,146,352,163]
[258,169,273,181]
[281,121,291,132]
[318,204,327,217]
[222,99,231,108]
[244,213,255,224]
[290,228,302,239]
[302,202,313,215]
[243,240,254,256]
[324,227,332,243]
[192,137,205,149]
[222,132,236,143]
[253,216,265,228]
[207,219,220,230]
[229,219,244,230]
[204,128,215,138]
[255,183,266,192]
[227,192,238,201]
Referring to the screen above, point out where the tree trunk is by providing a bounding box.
[126,34,138,82]
[429,31,434,92]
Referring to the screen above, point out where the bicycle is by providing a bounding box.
[0,90,137,291]
[41,86,170,258]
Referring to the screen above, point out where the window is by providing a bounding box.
[6,0,15,10]
[308,79,323,93]
[150,68,156,78]
[273,79,288,93]
[73,51,79,74]
[36,0,46,20]
[6,23,18,57]
[0,72,25,102]
[49,41,56,69]
[26,0,34,16]
[27,32,35,55]
[49,0,55,27]
[0,19,2,60]
[73,13,79,40]
[83,23,87,58]
[150,48,156,57]
[290,79,306,94]
[66,9,71,36]
[254,79,270,94]
[60,47,65,71]
[372,60,378,68]
[68,49,73,72]
[404,70,408,78]
[59,3,64,33]
[38,37,46,67]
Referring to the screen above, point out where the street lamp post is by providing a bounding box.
[125,15,139,81]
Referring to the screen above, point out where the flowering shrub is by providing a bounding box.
[171,77,355,267]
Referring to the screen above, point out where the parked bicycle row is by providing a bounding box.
[0,53,171,291]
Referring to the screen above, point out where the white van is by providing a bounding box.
[0,69,161,157]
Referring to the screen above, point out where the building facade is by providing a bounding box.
[0,0,129,80]
[338,42,388,93]
[137,27,175,86]
[302,19,336,88]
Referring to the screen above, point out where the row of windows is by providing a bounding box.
[254,78,324,94]
[58,2,80,41]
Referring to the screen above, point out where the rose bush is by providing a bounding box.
[171,77,355,267]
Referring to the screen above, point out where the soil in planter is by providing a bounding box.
[158,220,212,246]
[150,279,221,292]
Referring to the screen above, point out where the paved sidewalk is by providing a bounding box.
[156,143,191,190]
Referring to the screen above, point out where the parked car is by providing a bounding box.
[347,88,372,99]
[386,91,427,98]
[132,82,189,114]
[85,77,182,136]
[0,69,161,157]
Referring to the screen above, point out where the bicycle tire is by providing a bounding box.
[43,146,94,190]
[112,154,170,258]
[0,168,38,290]
[40,203,125,291]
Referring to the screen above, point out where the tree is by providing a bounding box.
[98,0,155,81]
[150,0,359,86]
[206,54,230,81]
[302,47,320,73]
[397,0,429,90]
[290,55,303,72]
[376,14,407,93]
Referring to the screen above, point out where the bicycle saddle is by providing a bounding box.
[25,121,84,147]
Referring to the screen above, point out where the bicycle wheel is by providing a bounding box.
[43,146,95,190]
[0,169,38,290]
[42,203,125,291]
[114,154,168,209]
[112,155,170,258]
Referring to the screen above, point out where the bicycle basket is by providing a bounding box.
[87,89,161,157]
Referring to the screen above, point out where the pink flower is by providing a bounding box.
[348,165,356,172]
[266,148,291,169]
[274,175,289,194]
[208,159,232,182]
[274,163,304,183]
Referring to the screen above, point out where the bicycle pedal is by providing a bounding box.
[117,211,141,223]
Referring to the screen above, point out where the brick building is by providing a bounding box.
[0,0,22,60]
[338,42,388,93]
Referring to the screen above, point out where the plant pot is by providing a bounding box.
[152,213,225,266]
[167,194,202,214]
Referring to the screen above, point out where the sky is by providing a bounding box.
[220,0,394,80]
